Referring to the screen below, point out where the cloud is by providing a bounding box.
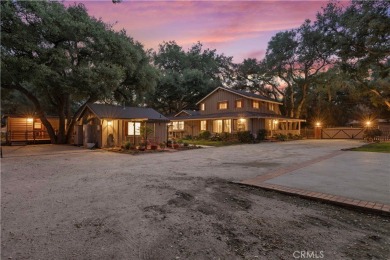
[64,0,331,62]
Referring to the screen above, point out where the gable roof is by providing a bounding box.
[174,110,200,117]
[80,103,169,121]
[196,87,283,105]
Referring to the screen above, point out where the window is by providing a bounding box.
[172,121,184,131]
[233,119,246,131]
[235,99,243,108]
[34,122,42,129]
[223,119,231,133]
[252,100,259,109]
[200,103,205,111]
[218,101,228,110]
[269,103,275,111]
[200,120,207,131]
[213,120,223,133]
[128,122,141,135]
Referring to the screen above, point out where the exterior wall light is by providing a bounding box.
[107,120,113,126]
[365,121,371,127]
[315,122,321,127]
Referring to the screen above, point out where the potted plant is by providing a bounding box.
[159,142,166,150]
[138,141,146,151]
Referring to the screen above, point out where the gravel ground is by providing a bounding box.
[1,141,389,259]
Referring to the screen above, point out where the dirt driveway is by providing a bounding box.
[1,140,389,259]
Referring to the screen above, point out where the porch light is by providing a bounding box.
[315,122,321,127]
[274,120,279,124]
[107,120,113,126]
[365,121,371,127]
[27,118,33,123]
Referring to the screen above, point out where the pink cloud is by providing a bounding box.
[64,0,335,62]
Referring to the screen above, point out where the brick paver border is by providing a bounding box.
[239,151,390,215]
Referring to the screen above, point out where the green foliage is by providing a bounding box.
[237,131,254,143]
[124,141,133,150]
[198,130,211,140]
[1,0,158,143]
[140,126,153,139]
[363,129,382,141]
[256,129,268,141]
[148,41,234,114]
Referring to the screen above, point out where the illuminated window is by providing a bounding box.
[128,122,141,135]
[172,121,184,130]
[34,122,42,129]
[200,103,205,111]
[235,100,242,108]
[223,119,231,133]
[213,120,223,133]
[233,119,246,131]
[252,100,259,109]
[269,103,274,111]
[200,120,207,131]
[218,101,228,110]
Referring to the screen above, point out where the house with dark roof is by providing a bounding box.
[76,103,169,148]
[169,87,305,139]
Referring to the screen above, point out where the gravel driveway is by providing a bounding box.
[1,140,389,259]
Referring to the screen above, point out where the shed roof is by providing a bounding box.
[196,87,283,105]
[82,103,169,121]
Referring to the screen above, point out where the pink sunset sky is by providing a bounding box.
[64,0,345,63]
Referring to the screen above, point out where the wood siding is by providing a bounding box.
[198,88,281,115]
[6,117,60,142]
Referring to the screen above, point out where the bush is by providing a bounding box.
[256,129,267,141]
[124,141,133,150]
[237,131,254,143]
[287,133,294,140]
[275,134,287,141]
[183,135,192,140]
[364,129,382,141]
[183,142,189,147]
[199,130,211,140]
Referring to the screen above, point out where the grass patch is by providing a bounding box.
[350,142,390,153]
[185,139,240,147]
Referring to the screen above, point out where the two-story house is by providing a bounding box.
[168,87,304,139]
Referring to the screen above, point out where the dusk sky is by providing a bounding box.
[65,1,339,62]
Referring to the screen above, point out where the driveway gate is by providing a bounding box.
[321,128,364,139]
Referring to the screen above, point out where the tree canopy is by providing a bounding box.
[1,0,158,143]
[147,41,234,114]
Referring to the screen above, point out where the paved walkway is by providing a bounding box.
[241,149,390,214]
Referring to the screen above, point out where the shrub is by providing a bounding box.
[237,131,254,143]
[183,142,189,147]
[124,141,133,150]
[183,135,192,140]
[276,134,287,141]
[199,130,211,140]
[159,142,166,149]
[256,129,267,141]
[364,129,382,141]
[287,133,294,140]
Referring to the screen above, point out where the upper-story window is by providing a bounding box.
[218,101,228,110]
[269,103,275,111]
[200,103,205,111]
[235,99,243,108]
[252,100,260,109]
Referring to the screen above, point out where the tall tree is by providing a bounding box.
[316,0,390,109]
[1,1,158,143]
[263,20,332,119]
[148,41,233,114]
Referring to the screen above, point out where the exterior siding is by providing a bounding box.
[198,88,281,115]
[6,117,60,142]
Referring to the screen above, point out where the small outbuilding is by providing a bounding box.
[75,103,169,148]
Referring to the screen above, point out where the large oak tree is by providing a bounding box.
[1,0,158,143]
